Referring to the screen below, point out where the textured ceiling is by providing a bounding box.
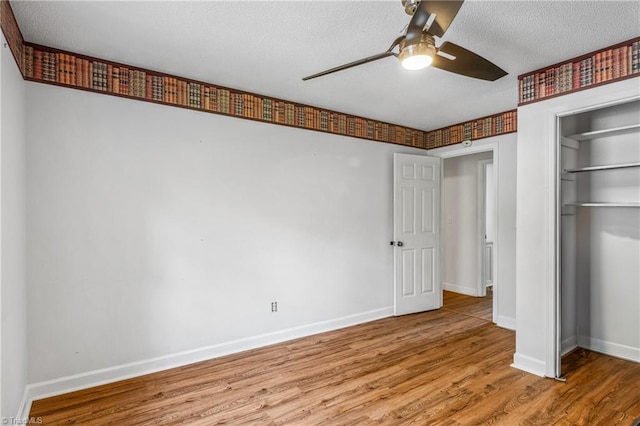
[11,0,640,131]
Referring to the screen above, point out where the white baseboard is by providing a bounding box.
[496,315,516,331]
[577,335,640,363]
[561,335,578,356]
[443,282,479,297]
[511,337,639,380]
[17,387,32,421]
[511,352,546,377]
[26,306,393,403]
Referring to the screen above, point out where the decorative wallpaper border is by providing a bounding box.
[0,0,24,75]
[23,42,432,148]
[425,110,516,149]
[518,37,640,106]
[2,0,516,149]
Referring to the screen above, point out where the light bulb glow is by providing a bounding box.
[398,35,436,72]
[401,54,433,70]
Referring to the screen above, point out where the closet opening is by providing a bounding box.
[557,98,640,377]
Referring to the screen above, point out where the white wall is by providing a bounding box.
[497,136,518,329]
[429,134,517,330]
[514,78,640,377]
[25,82,428,395]
[0,37,28,418]
[441,151,492,296]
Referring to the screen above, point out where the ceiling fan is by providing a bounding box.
[302,0,507,82]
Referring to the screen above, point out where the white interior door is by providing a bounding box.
[393,153,442,316]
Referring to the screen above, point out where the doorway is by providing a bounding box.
[391,144,501,324]
[441,150,496,322]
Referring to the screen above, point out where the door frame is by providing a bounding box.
[430,141,499,324]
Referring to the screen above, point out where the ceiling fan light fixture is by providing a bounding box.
[400,49,434,70]
[399,34,436,70]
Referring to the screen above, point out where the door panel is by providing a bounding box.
[394,153,442,316]
[402,187,416,234]
[402,250,416,296]
[422,248,435,293]
[422,189,435,232]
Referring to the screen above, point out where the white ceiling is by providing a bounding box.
[11,0,640,131]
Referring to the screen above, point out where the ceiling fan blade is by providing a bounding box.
[405,1,431,41]
[302,51,394,81]
[432,41,507,81]
[302,37,403,81]
[421,1,464,38]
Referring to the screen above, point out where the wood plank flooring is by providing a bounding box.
[30,291,640,425]
[443,288,493,322]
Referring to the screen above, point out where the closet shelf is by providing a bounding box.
[563,202,640,207]
[566,123,640,141]
[564,162,640,173]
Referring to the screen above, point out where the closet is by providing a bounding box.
[559,98,640,372]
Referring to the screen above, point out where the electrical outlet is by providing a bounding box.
[271,301,278,312]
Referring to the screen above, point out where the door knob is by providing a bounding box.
[397,241,404,247]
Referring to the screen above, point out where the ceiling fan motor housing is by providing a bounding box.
[399,33,436,63]
[401,0,420,15]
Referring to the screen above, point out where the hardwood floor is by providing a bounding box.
[31,292,640,425]
[443,288,493,322]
